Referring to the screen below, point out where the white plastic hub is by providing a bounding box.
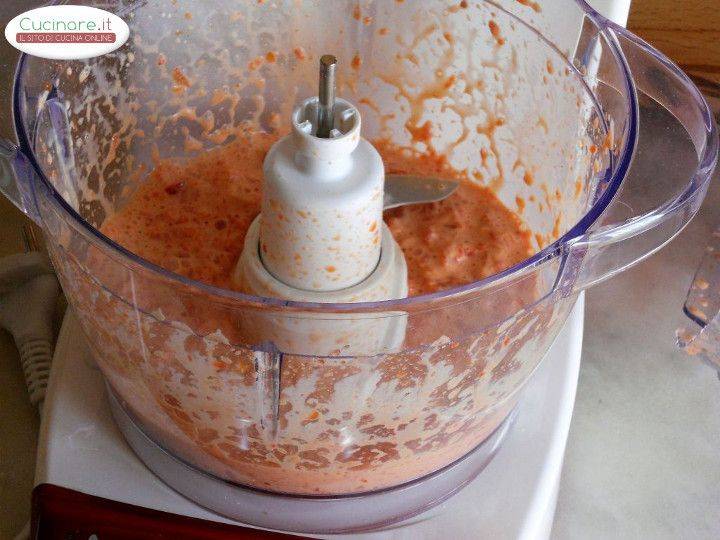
[237,216,407,303]
[260,97,384,292]
[235,96,408,306]
[236,216,408,356]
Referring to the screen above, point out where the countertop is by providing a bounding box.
[552,124,720,537]
[1,1,719,539]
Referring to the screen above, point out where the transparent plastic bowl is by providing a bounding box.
[0,0,716,531]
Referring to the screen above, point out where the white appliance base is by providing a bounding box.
[36,296,584,539]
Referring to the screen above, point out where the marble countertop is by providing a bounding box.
[553,135,720,538]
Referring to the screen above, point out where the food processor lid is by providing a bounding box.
[8,0,714,312]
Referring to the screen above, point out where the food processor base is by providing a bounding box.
[108,389,514,534]
[35,295,584,538]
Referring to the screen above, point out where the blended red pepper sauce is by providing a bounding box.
[88,135,548,496]
[102,134,533,296]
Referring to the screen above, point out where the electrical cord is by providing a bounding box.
[0,226,60,540]
[0,227,60,412]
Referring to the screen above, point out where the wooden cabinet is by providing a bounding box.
[628,0,720,88]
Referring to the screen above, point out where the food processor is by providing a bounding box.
[1,0,717,534]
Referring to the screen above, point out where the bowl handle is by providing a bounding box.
[562,25,718,293]
[0,138,41,224]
